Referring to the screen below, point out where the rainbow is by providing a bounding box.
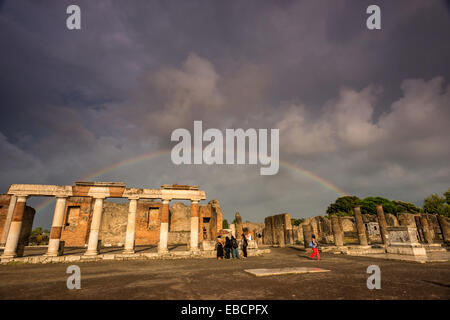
[35,149,348,214]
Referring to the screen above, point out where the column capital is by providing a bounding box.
[191,199,199,204]
[93,196,107,200]
[128,196,140,200]
[15,195,28,202]
[162,198,171,204]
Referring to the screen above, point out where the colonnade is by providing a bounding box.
[329,205,390,247]
[1,183,205,259]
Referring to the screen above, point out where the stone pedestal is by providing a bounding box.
[386,226,427,256]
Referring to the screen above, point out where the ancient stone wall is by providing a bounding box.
[169,202,191,232]
[262,213,292,247]
[60,197,94,247]
[385,213,399,227]
[60,198,223,247]
[199,200,223,241]
[263,216,274,244]
[293,225,303,243]
[100,202,128,246]
[397,213,417,227]
[135,200,161,246]
[243,221,264,241]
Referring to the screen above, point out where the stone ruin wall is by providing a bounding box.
[58,197,223,247]
[263,210,450,246]
[262,213,293,247]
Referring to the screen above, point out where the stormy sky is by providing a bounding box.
[0,0,449,229]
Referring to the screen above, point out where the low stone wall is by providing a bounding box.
[1,247,271,265]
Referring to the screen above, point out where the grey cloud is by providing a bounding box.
[0,0,449,229]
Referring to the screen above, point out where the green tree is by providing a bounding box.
[392,200,422,214]
[423,193,446,215]
[31,227,43,237]
[444,188,450,205]
[291,218,305,226]
[326,196,361,216]
[359,197,397,215]
[222,219,229,229]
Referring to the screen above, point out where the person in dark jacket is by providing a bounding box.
[242,233,248,258]
[309,234,320,260]
[231,236,240,259]
[224,236,232,259]
[216,236,224,260]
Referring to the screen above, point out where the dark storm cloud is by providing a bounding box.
[0,0,449,228]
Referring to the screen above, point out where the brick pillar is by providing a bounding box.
[1,196,27,258]
[419,214,433,244]
[0,195,16,246]
[376,205,390,246]
[437,215,450,244]
[302,224,312,249]
[84,197,104,256]
[45,197,67,256]
[190,200,199,251]
[158,199,170,254]
[353,206,369,246]
[331,215,344,247]
[123,198,138,254]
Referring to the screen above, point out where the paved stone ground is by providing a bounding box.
[0,247,449,300]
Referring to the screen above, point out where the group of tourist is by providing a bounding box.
[215,233,250,260]
[215,232,320,260]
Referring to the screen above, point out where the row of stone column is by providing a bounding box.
[328,204,450,247]
[1,195,201,259]
[328,205,390,247]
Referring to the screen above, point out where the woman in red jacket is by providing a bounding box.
[309,234,320,260]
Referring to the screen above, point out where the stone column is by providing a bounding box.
[45,197,67,256]
[190,200,199,251]
[353,206,369,246]
[1,196,27,258]
[123,197,138,254]
[330,215,344,247]
[158,199,170,254]
[375,205,390,246]
[235,212,243,239]
[302,224,312,249]
[0,195,17,246]
[419,214,433,244]
[437,215,450,244]
[84,197,104,256]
